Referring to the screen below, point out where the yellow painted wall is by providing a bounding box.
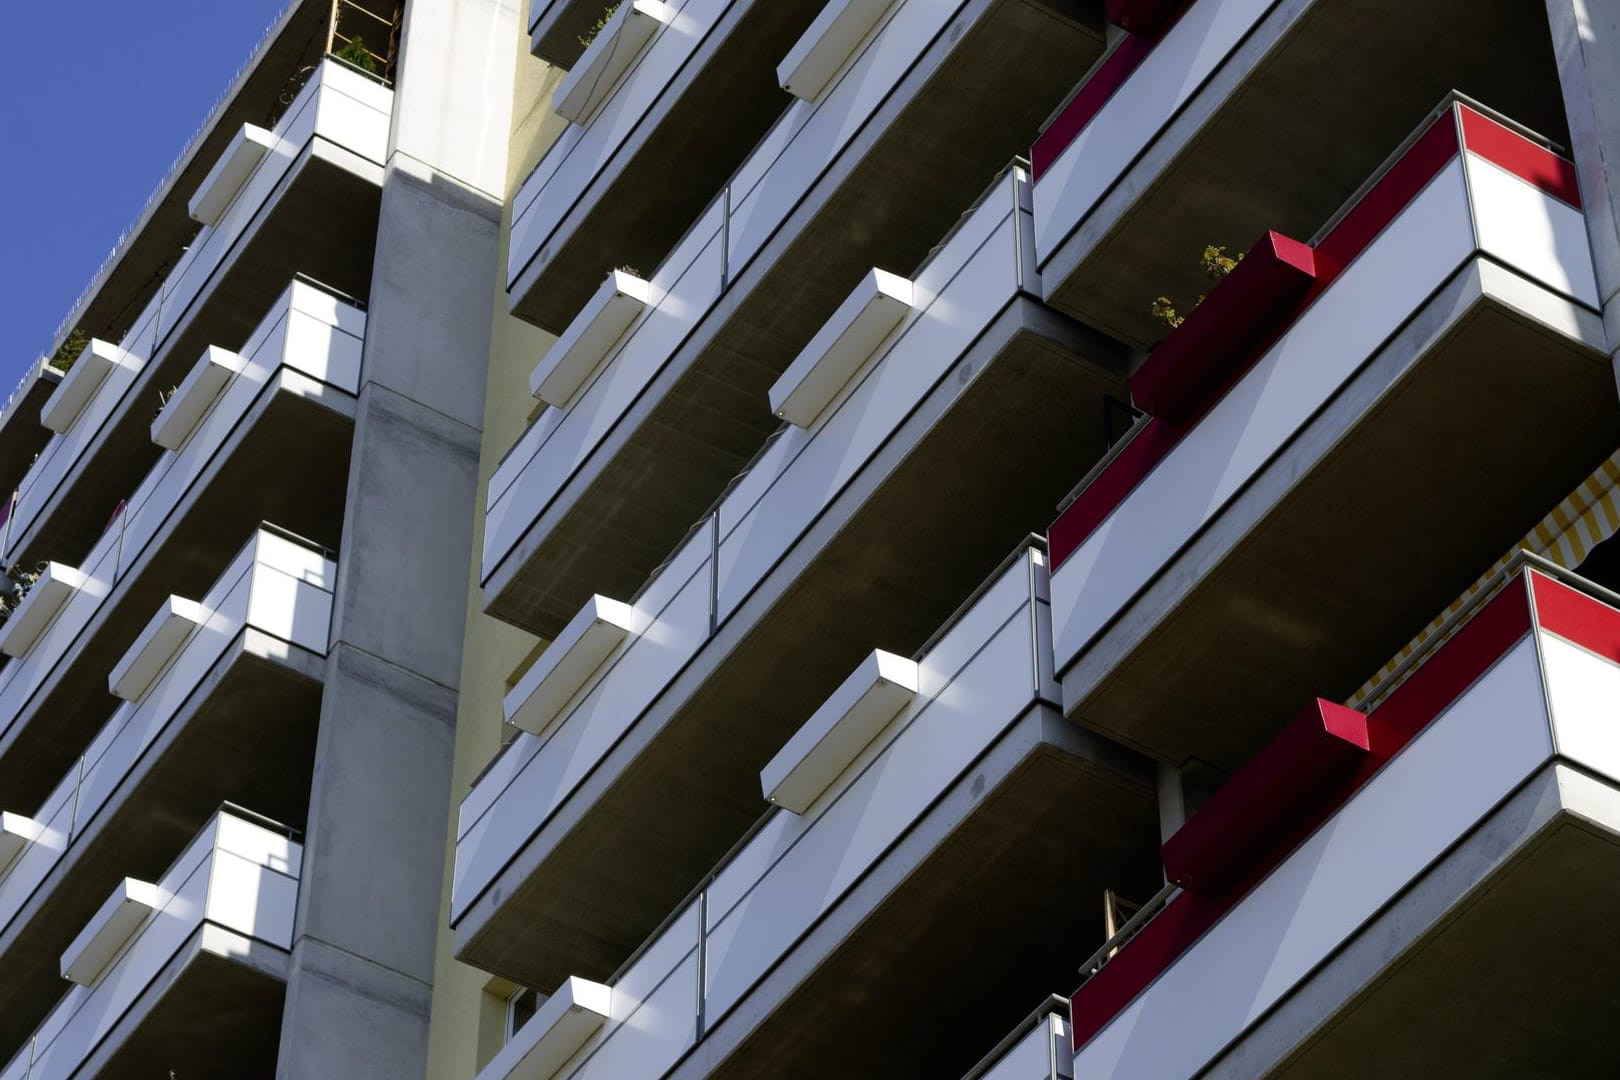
[423,2,572,1074]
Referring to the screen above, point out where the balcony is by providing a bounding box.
[490,0,1106,635]
[1068,562,1620,1077]
[6,59,386,568]
[1045,101,1618,772]
[962,999,1073,1080]
[0,809,300,1080]
[0,362,61,512]
[474,548,1155,1080]
[1029,0,1569,349]
[458,166,1126,991]
[0,528,332,1057]
[507,0,824,332]
[0,280,359,811]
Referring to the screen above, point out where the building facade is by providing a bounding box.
[8,0,1620,1078]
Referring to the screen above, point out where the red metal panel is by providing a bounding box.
[1531,570,1620,661]
[1127,231,1316,425]
[1459,105,1582,209]
[1160,698,1367,897]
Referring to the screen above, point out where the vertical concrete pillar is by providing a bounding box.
[275,2,518,1077]
[1547,0,1620,387]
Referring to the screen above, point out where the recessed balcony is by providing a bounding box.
[1046,101,1618,772]
[1068,563,1620,1078]
[473,548,1155,1080]
[1029,0,1569,350]
[0,809,300,1080]
[491,0,1106,636]
[0,528,332,1056]
[0,280,359,812]
[0,363,62,512]
[5,59,386,568]
[458,165,1128,993]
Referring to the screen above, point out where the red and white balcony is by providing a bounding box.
[0,529,332,1054]
[459,167,1128,993]
[0,808,300,1080]
[6,60,386,567]
[1069,563,1620,1076]
[1046,101,1616,771]
[506,0,824,332]
[474,548,1155,1080]
[0,281,359,812]
[1030,0,1568,348]
[489,0,1106,636]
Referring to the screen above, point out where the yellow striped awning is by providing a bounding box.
[1350,450,1620,709]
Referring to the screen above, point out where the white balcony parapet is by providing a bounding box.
[0,563,84,659]
[0,281,360,772]
[0,814,43,873]
[39,340,119,434]
[769,269,912,426]
[506,596,637,736]
[482,977,613,1080]
[530,272,653,407]
[59,878,161,986]
[1,810,301,1080]
[460,165,1046,940]
[472,548,1055,1079]
[150,346,243,450]
[0,529,334,957]
[778,0,896,102]
[6,61,389,566]
[553,1,671,126]
[187,123,276,226]
[760,649,917,813]
[106,596,205,702]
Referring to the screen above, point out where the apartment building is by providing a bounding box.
[0,0,516,1076]
[10,0,1620,1078]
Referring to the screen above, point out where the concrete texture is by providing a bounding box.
[0,377,355,811]
[1064,279,1618,773]
[12,146,383,570]
[79,925,290,1080]
[1548,0,1620,388]
[1207,764,1620,1078]
[489,0,1107,637]
[276,2,514,1071]
[670,708,1157,1080]
[458,298,1126,991]
[0,633,323,1063]
[1043,0,1571,350]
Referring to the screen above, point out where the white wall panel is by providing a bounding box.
[1466,152,1602,308]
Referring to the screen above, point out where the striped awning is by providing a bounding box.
[1350,450,1620,708]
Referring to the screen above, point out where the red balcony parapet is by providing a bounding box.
[1128,231,1316,425]
[1161,698,1368,897]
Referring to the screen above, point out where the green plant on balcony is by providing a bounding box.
[1151,245,1243,331]
[51,329,89,373]
[579,3,621,48]
[334,35,379,74]
[0,563,42,630]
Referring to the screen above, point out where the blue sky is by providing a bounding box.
[0,0,290,393]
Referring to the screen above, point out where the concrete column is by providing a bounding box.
[276,2,518,1077]
[1547,0,1620,385]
